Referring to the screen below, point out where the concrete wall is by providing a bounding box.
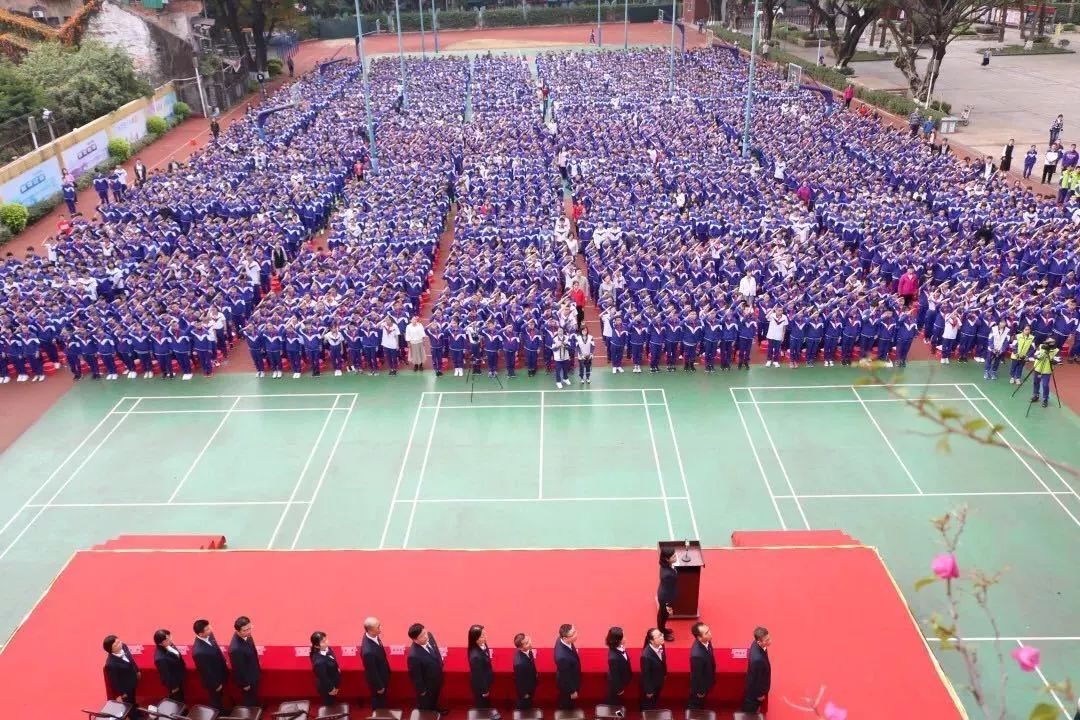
[0,83,177,207]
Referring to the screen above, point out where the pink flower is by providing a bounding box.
[1011,645,1040,672]
[931,553,959,579]
[823,701,848,720]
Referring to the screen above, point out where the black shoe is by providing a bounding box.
[663,631,675,642]
[1042,400,1048,408]
[1030,396,1039,403]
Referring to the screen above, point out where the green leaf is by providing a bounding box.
[962,418,988,433]
[1029,703,1059,720]
[936,436,951,454]
[914,576,939,591]
[939,406,961,420]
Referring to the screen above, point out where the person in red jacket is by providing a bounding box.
[898,267,920,308]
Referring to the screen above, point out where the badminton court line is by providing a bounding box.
[378,393,426,549]
[538,391,544,499]
[729,388,787,531]
[774,491,1075,500]
[402,393,443,548]
[748,388,811,529]
[116,408,350,415]
[120,393,352,400]
[428,403,667,410]
[267,395,341,549]
[0,398,143,563]
[661,389,701,540]
[1019,639,1070,716]
[34,501,307,508]
[395,496,688,503]
[290,393,358,550]
[730,383,974,391]
[167,397,241,503]
[731,397,989,405]
[851,386,924,494]
[642,389,675,540]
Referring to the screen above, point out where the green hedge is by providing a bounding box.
[1051,2,1080,23]
[108,137,132,162]
[0,202,29,234]
[146,115,168,135]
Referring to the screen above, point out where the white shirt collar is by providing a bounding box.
[366,633,381,645]
[560,638,575,650]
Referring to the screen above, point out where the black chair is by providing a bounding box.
[155,700,186,718]
[224,708,264,720]
[467,710,502,720]
[640,711,673,720]
[512,710,543,720]
[316,703,350,720]
[366,711,404,720]
[594,706,625,720]
[553,711,586,720]
[141,705,220,720]
[408,711,440,720]
[684,711,715,720]
[271,700,311,720]
[83,701,132,720]
[732,714,764,720]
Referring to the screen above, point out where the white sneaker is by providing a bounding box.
[586,376,591,384]
[0,376,8,383]
[974,357,984,363]
[334,369,342,376]
[292,372,301,379]
[940,358,946,364]
[182,373,193,380]
[613,367,618,373]
[556,381,563,388]
[127,371,136,379]
[145,371,153,379]
[34,375,44,382]
[885,361,894,368]
[16,374,27,382]
[617,367,624,373]
[256,371,264,378]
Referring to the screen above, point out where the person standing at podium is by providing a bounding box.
[688,622,716,709]
[605,626,632,706]
[102,635,142,717]
[513,633,538,710]
[407,622,448,714]
[229,616,261,707]
[192,619,228,710]
[657,548,678,641]
[362,617,392,709]
[310,631,342,707]
[153,629,187,704]
[741,627,772,714]
[638,628,667,711]
[467,624,495,708]
[554,623,581,710]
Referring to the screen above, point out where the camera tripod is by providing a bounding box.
[464,354,502,403]
[1010,357,1061,417]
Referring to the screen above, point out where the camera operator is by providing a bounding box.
[1029,338,1060,408]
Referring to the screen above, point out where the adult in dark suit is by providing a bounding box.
[103,635,142,717]
[153,629,187,704]
[229,615,261,707]
[605,626,632,706]
[553,623,581,710]
[638,628,667,711]
[407,622,447,713]
[512,633,538,710]
[362,616,392,709]
[467,625,495,708]
[310,631,342,706]
[192,619,228,710]
[688,622,716,709]
[657,548,678,642]
[741,627,772,714]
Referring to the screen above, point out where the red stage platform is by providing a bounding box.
[0,541,963,719]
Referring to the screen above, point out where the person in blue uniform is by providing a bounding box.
[554,624,581,710]
[482,321,502,377]
[407,623,447,713]
[62,182,78,214]
[657,548,677,640]
[605,626,631,706]
[302,325,323,377]
[609,317,627,373]
[264,325,283,378]
[688,622,716,709]
[682,313,702,371]
[243,325,267,378]
[523,322,541,377]
[229,615,261,707]
[428,321,445,377]
[285,327,304,379]
[193,323,215,377]
[450,324,467,377]
[93,172,110,205]
[502,325,520,378]
[741,627,772,713]
[153,629,187,704]
[736,309,757,370]
[639,628,667,711]
[310,631,342,707]
[513,633,538,711]
[896,312,919,368]
[648,318,664,373]
[103,635,142,717]
[169,323,194,380]
[467,625,495,708]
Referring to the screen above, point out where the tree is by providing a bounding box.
[211,0,303,72]
[0,60,42,124]
[14,42,151,127]
[884,0,1010,97]
[802,0,883,67]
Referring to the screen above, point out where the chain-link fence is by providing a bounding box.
[0,113,74,166]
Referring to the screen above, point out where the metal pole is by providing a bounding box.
[419,0,426,58]
[27,116,39,150]
[623,0,629,49]
[432,0,439,53]
[741,0,760,157]
[355,0,379,173]
[395,0,408,109]
[193,54,209,117]
[923,57,937,108]
[668,0,677,94]
[597,0,602,47]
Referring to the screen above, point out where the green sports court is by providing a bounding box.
[1,364,1079,715]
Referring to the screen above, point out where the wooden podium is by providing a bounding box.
[659,540,704,619]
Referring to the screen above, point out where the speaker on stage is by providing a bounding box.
[658,541,704,619]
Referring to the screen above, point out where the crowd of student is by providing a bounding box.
[2,45,1078,385]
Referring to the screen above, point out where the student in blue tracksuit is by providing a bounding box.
[629,318,648,373]
[62,182,78,214]
[876,312,896,366]
[702,312,720,373]
[523,323,541,377]
[93,173,110,205]
[896,313,919,368]
[482,322,502,378]
[663,318,681,372]
[362,322,381,375]
[285,328,304,378]
[858,310,878,361]
[681,314,702,372]
[823,311,842,367]
[450,325,467,377]
[609,318,628,373]
[193,324,216,377]
[64,332,86,380]
[468,323,484,374]
[736,310,757,370]
[302,326,323,377]
[428,321,445,377]
[243,326,266,377]
[19,328,44,381]
[648,320,664,373]
[81,331,101,379]
[840,312,861,366]
[150,328,172,378]
[805,311,823,367]
[956,313,979,362]
[787,313,805,368]
[324,325,345,376]
[720,312,739,371]
[169,324,194,379]
[345,324,363,373]
[264,325,283,378]
[115,327,136,379]
[97,331,119,380]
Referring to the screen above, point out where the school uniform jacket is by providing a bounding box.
[105,645,140,698]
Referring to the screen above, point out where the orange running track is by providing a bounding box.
[0,543,963,718]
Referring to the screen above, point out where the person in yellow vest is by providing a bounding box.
[1030,338,1059,408]
[1009,325,1035,385]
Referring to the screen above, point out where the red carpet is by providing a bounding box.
[0,544,963,719]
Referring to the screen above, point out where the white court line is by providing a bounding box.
[732,397,988,405]
[729,388,787,530]
[774,491,1075,500]
[428,403,666,409]
[422,388,656,395]
[643,390,675,540]
[167,397,241,503]
[538,391,545,499]
[378,393,426,549]
[32,501,305,508]
[266,395,340,549]
[0,398,125,542]
[660,389,700,539]
[1018,639,1070,717]
[970,384,1079,499]
[956,386,1080,530]
[290,394,358,550]
[748,388,811,529]
[852,386,923,494]
[114,408,348,414]
[394,496,688,503]
[0,398,143,563]
[926,636,1080,642]
[122,393,352,400]
[402,393,442,548]
[730,383,973,391]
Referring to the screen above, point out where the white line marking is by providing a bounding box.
[290,394,358,550]
[729,387,786,530]
[378,394,426,549]
[774,491,1075,500]
[926,636,1080,642]
[424,388,656,395]
[0,398,125,542]
[643,390,675,540]
[267,395,340,549]
[852,386,923,494]
[956,386,1080,530]
[33,501,305,508]
[429,403,667,409]
[122,393,354,399]
[749,388,810,529]
[0,399,143,562]
[402,393,442,548]
[114,408,349,414]
[732,397,988,405]
[730,383,973,390]
[167,397,241,503]
[538,391,545,499]
[1017,639,1070,717]
[393,496,689,503]
[660,389,700,539]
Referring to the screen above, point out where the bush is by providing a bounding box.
[1063,23,1077,31]
[107,137,132,162]
[0,202,28,234]
[26,193,61,226]
[174,101,191,120]
[267,57,283,77]
[929,99,952,114]
[146,115,167,135]
[0,223,12,245]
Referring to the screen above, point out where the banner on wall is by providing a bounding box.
[151,91,178,119]
[61,130,110,179]
[110,108,148,145]
[0,158,63,206]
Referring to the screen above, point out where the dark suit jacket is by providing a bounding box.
[639,646,667,696]
[607,648,632,698]
[553,641,581,695]
[312,649,341,695]
[468,646,494,697]
[407,635,445,695]
[192,634,228,691]
[362,635,392,693]
[689,640,716,696]
[657,564,678,605]
[104,644,140,698]
[513,649,537,698]
[744,643,771,700]
[154,646,187,692]
[229,634,261,688]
